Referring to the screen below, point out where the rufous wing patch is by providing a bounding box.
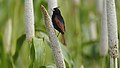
[55,16,65,33]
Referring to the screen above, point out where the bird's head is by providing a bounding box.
[53,7,61,14]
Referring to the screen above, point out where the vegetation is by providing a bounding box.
[0,0,120,68]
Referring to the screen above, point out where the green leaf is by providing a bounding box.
[32,37,45,68]
[30,41,35,64]
[0,33,13,68]
[15,40,31,68]
[39,66,46,68]
[35,31,49,42]
[60,43,74,68]
[13,34,26,63]
[34,32,55,67]
[0,34,7,68]
[46,64,56,68]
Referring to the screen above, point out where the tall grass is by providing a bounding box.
[0,0,120,68]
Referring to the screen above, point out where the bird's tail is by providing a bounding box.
[62,34,66,46]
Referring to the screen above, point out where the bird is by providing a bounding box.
[52,7,66,45]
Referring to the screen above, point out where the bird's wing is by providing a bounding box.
[57,15,65,31]
[57,14,64,24]
[55,15,65,33]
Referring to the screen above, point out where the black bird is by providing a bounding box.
[52,7,66,45]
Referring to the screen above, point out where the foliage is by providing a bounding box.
[0,0,120,68]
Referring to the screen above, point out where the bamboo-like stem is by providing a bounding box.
[106,0,119,68]
[25,0,35,42]
[41,5,66,68]
[96,0,103,14]
[48,0,58,17]
[3,19,12,54]
[89,13,97,41]
[110,57,114,68]
[100,0,108,56]
[114,58,118,68]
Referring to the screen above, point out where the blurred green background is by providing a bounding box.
[0,0,120,68]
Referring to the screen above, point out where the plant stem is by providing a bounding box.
[25,0,35,42]
[41,5,66,68]
[48,0,58,17]
[100,0,108,56]
[106,0,119,68]
[114,58,118,68]
[4,19,12,54]
[110,57,114,68]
